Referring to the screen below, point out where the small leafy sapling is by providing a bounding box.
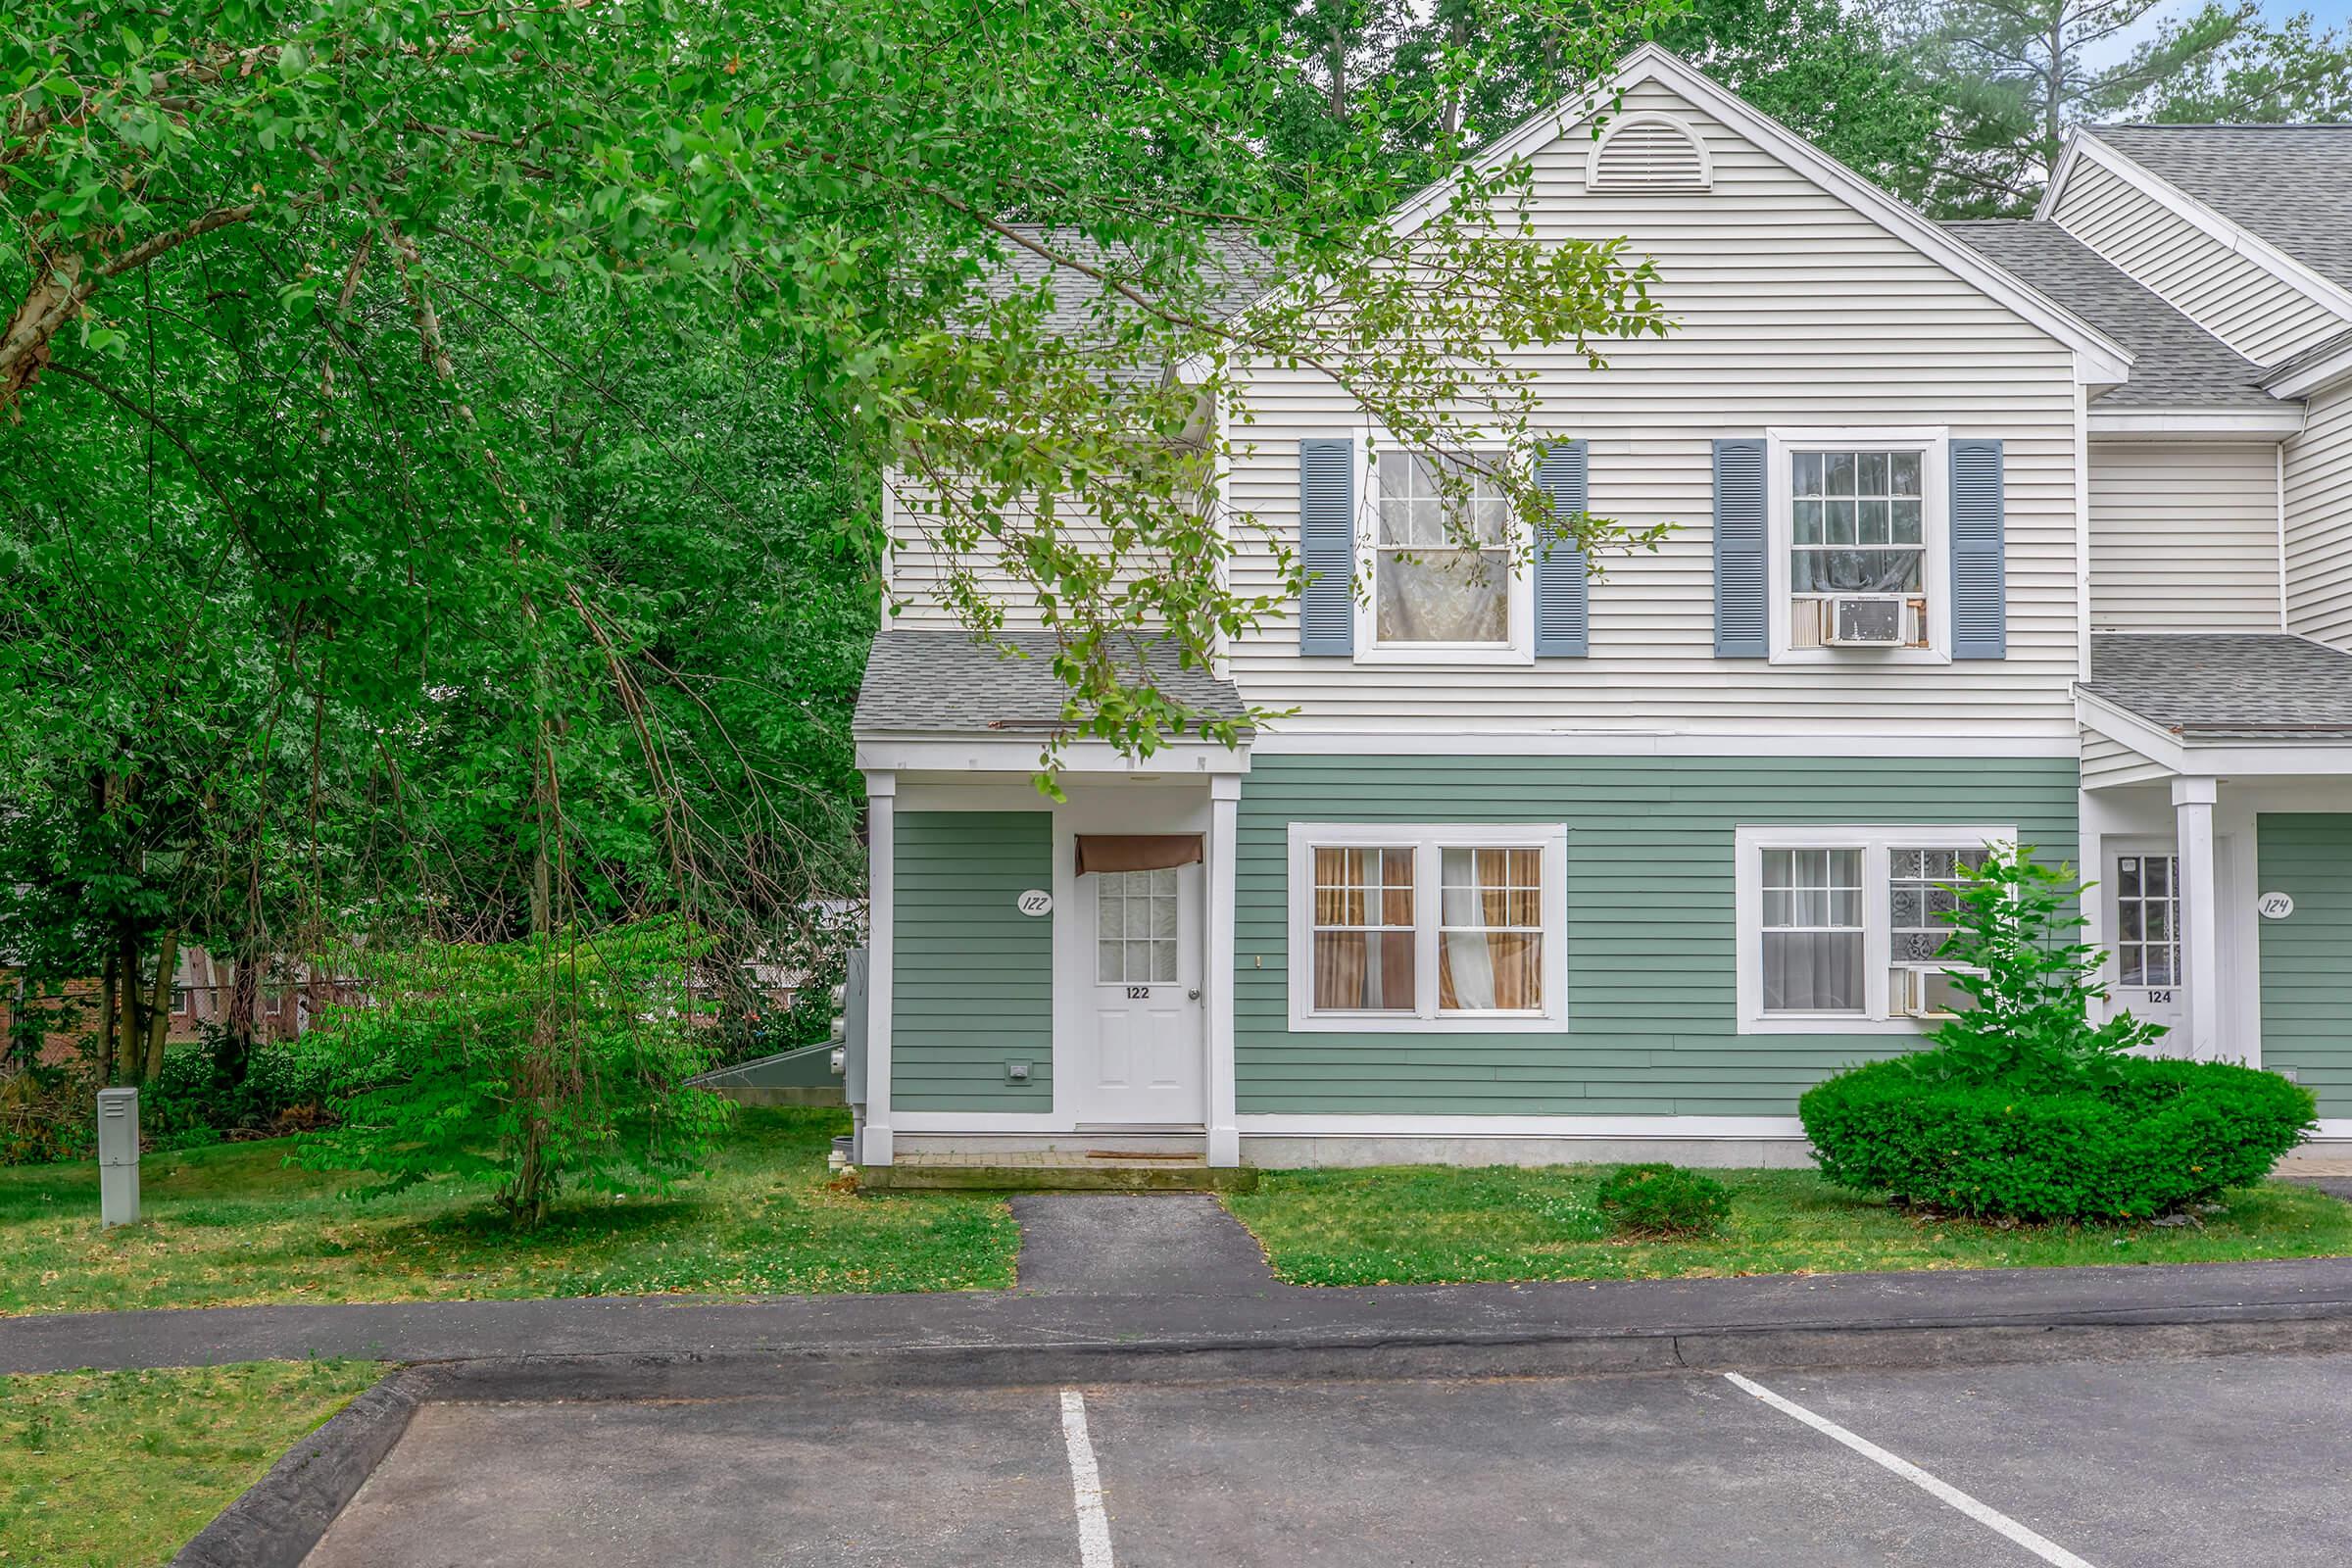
[1920,845,2164,1088]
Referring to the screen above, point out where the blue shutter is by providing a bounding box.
[1713,438,1768,659]
[1534,440,1591,658]
[1298,438,1354,657]
[1949,439,2007,661]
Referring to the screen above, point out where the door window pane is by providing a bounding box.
[1761,847,1864,1012]
[1312,847,1416,1010]
[2114,854,2182,988]
[1096,867,1179,985]
[1438,847,1544,1012]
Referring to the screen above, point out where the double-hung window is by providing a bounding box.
[1290,824,1567,1032]
[1767,429,1948,660]
[1736,825,2008,1033]
[1361,450,1528,659]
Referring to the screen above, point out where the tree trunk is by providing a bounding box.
[142,927,178,1083]
[119,929,141,1087]
[1328,25,1348,120]
[96,950,118,1086]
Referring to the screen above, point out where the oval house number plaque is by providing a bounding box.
[1016,889,1054,918]
[2258,892,2294,920]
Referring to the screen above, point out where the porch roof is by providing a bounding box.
[854,629,1250,737]
[2082,633,2352,742]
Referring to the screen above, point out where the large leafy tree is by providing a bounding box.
[1888,0,2252,215]
[2,0,1676,1089]
[2121,4,2352,122]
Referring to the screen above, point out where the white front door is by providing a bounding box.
[1080,863,1205,1126]
[2108,842,2189,1039]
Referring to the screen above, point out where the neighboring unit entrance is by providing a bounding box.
[1079,863,1206,1126]
[2107,842,2188,1038]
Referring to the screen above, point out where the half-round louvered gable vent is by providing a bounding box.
[1586,113,1712,192]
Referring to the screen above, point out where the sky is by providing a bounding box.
[2089,0,2352,66]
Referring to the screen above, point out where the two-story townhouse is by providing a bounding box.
[1947,122,2352,1144]
[847,44,2352,1173]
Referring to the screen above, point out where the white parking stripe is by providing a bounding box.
[1059,1389,1116,1568]
[1725,1373,2099,1568]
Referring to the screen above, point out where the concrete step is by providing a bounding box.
[858,1160,1258,1194]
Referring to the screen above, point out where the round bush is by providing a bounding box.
[1800,1053,2316,1222]
[1596,1162,1732,1238]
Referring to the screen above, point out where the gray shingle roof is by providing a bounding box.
[973,228,1277,385]
[1944,220,2281,410]
[2083,633,2352,741]
[2095,124,2352,293]
[855,630,1250,736]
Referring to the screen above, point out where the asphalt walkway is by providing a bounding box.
[5,1186,2351,1375]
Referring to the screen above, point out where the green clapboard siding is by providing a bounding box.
[1236,755,2080,1117]
[893,809,1054,1110]
[2257,813,2352,1117]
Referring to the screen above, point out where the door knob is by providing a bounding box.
[1187,988,1201,1001]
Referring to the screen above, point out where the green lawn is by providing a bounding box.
[0,1107,1017,1315]
[1224,1164,2352,1287]
[0,1358,385,1566]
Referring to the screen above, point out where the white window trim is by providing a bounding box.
[1351,441,1536,667]
[1765,426,1951,667]
[1734,823,2014,1035]
[1288,822,1568,1033]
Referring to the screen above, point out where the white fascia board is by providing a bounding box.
[2086,408,2305,439]
[2265,338,2352,400]
[1248,731,2081,759]
[1236,1113,1804,1140]
[1180,45,2133,388]
[2075,689,2352,778]
[2048,132,2352,337]
[855,735,1252,776]
[2075,689,2190,772]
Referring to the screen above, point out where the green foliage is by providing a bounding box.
[295,920,734,1226]
[1920,845,2165,1091]
[2127,4,2352,122]
[1594,1161,1731,1237]
[1800,1053,2317,1221]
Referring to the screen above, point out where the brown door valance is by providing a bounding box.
[1076,834,1203,875]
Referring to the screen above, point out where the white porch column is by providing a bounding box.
[2173,775,2222,1062]
[862,770,897,1165]
[1204,775,1242,1167]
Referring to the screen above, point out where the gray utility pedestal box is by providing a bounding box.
[97,1087,140,1228]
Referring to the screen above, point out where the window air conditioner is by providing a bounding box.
[1824,596,1907,647]
[1892,967,1974,1019]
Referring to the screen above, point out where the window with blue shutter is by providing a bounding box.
[1534,441,1590,658]
[1298,438,1355,656]
[1948,439,2006,661]
[1713,438,1769,658]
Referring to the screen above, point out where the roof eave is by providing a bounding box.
[2086,405,2304,438]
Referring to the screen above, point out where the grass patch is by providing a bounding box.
[1223,1163,2352,1287]
[0,1358,384,1566]
[0,1107,1017,1315]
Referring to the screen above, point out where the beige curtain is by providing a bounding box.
[1076,834,1202,876]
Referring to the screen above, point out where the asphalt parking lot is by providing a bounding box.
[303,1347,2352,1567]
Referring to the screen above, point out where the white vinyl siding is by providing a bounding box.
[2087,441,2283,630]
[2080,725,2174,789]
[1222,77,2082,744]
[2049,156,2348,367]
[2285,381,2352,649]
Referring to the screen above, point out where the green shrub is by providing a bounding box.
[1925,845,2163,1089]
[295,919,734,1227]
[1802,1053,2315,1221]
[1595,1163,1732,1238]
